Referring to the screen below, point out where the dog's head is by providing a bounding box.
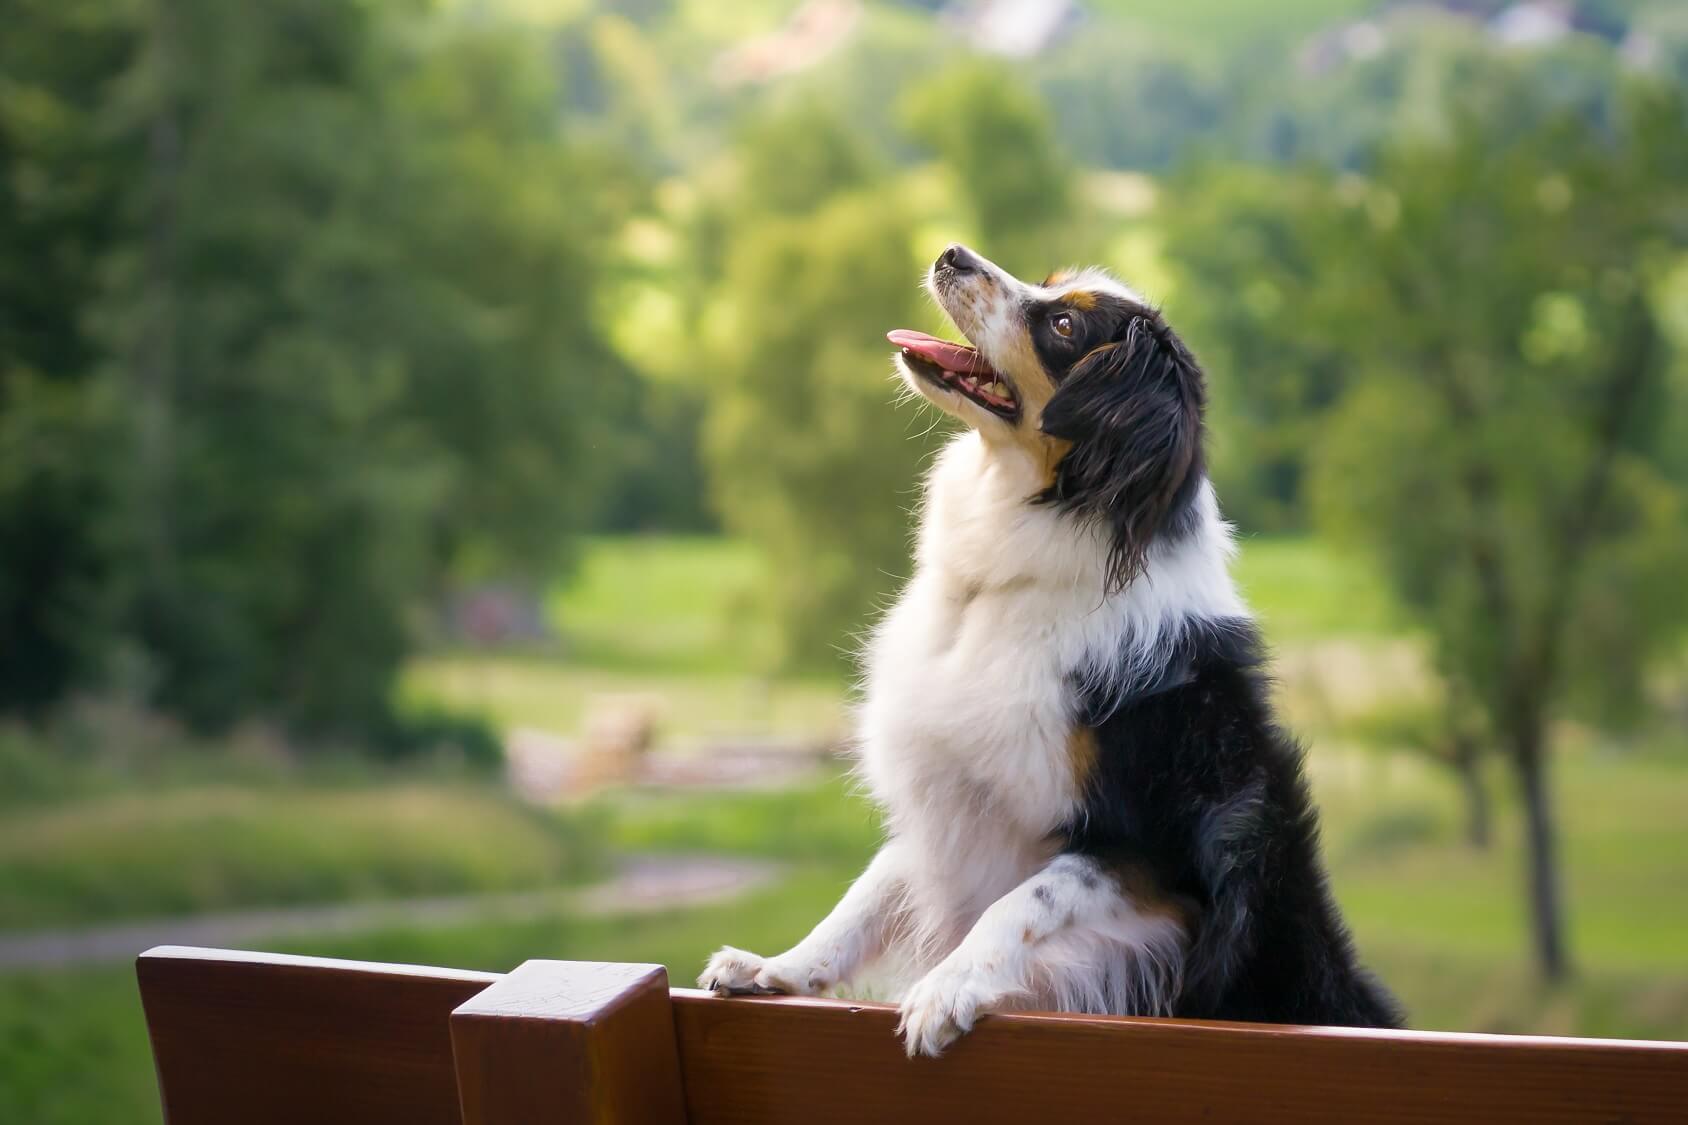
[891,243,1207,590]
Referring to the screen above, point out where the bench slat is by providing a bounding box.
[670,990,1688,1125]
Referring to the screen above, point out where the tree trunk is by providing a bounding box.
[1513,723,1569,980]
[1453,735,1490,850]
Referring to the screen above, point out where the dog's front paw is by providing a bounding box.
[896,959,998,1058]
[698,946,832,997]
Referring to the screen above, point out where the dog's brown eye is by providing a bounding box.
[1052,314,1074,338]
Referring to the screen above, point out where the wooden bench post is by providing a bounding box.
[450,960,688,1125]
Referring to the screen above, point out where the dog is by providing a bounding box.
[701,243,1403,1056]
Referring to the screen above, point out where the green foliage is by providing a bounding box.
[732,98,881,217]
[684,72,1079,670]
[1033,35,1225,172]
[0,377,122,714]
[706,191,934,669]
[695,104,940,670]
[1,1,635,740]
[1162,167,1359,531]
[901,61,1074,272]
[0,0,136,714]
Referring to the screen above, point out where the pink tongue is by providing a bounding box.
[887,329,993,375]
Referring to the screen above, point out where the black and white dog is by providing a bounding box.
[702,244,1403,1056]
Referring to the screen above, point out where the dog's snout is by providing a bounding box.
[937,243,984,275]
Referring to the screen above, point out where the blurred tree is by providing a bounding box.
[732,98,880,219]
[590,379,716,533]
[1308,86,1688,979]
[1,0,632,743]
[900,62,1074,274]
[1161,166,1358,532]
[704,190,936,670]
[698,103,937,670]
[0,0,138,713]
[1033,36,1224,171]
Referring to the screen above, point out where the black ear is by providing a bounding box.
[1039,312,1206,592]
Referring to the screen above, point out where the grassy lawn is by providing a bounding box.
[403,655,845,742]
[0,782,603,931]
[549,536,773,676]
[403,536,845,739]
[1232,535,1405,642]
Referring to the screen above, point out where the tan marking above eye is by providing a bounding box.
[1066,290,1099,311]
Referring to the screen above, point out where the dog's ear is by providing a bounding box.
[1039,313,1206,592]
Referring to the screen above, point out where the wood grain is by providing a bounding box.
[451,959,688,1125]
[137,945,500,1125]
[670,989,1688,1125]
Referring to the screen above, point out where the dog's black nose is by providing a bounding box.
[937,243,983,274]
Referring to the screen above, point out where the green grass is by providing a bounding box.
[1320,752,1688,974]
[600,772,881,861]
[402,655,845,741]
[1232,536,1405,642]
[0,968,164,1125]
[402,535,844,740]
[0,782,603,930]
[549,535,774,676]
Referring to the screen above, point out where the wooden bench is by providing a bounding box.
[136,945,1688,1124]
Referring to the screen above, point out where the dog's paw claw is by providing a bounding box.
[699,947,831,998]
[897,962,990,1058]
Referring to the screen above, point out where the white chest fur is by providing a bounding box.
[854,432,1245,954]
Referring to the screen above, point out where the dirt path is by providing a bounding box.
[0,854,779,971]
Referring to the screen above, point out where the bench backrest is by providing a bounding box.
[137,945,1688,1124]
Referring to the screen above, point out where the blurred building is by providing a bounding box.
[942,0,1082,58]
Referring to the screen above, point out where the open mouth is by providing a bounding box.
[887,329,1020,420]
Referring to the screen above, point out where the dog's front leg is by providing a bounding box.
[897,852,1188,1057]
[700,840,910,997]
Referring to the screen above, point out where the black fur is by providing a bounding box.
[1037,304,1207,592]
[1035,298,1401,1029]
[1063,617,1403,1027]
